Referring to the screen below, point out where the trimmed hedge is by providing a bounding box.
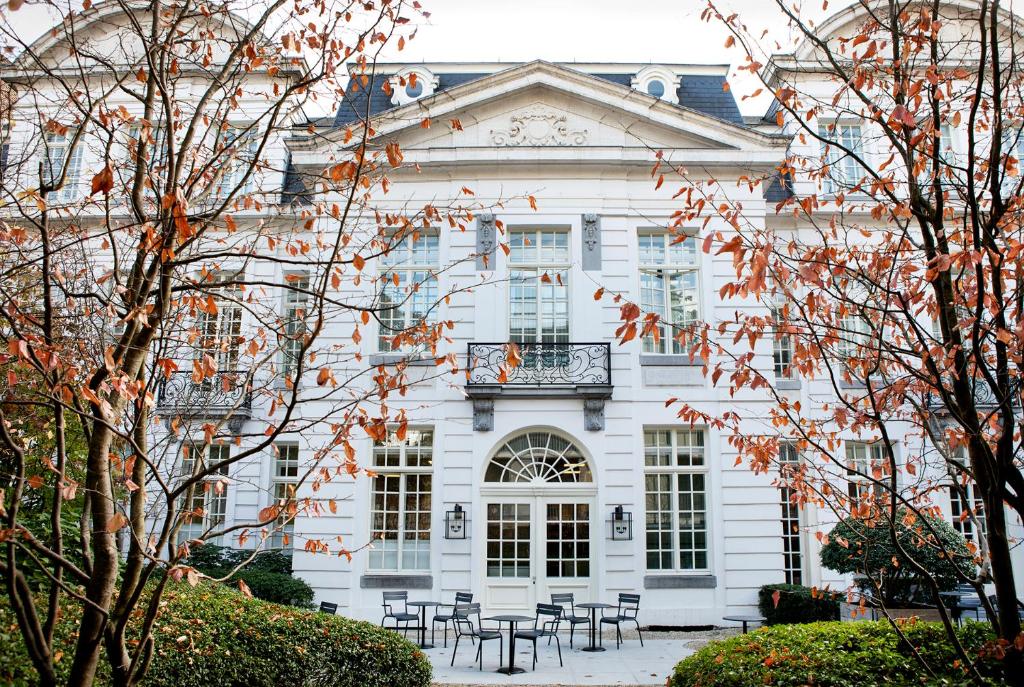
[758,583,839,625]
[183,545,315,608]
[670,620,1008,686]
[1,582,430,687]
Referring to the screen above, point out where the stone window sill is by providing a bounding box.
[775,378,801,390]
[643,574,717,589]
[369,353,437,367]
[638,355,705,367]
[360,574,433,589]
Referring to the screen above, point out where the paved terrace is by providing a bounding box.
[427,628,733,687]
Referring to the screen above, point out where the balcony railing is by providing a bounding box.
[466,342,612,387]
[156,370,252,421]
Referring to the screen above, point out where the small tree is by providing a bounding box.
[821,509,975,607]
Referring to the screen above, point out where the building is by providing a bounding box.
[2,1,1021,627]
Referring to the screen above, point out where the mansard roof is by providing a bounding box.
[331,62,743,128]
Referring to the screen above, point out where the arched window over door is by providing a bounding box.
[484,431,592,483]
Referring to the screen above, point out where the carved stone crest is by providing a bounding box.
[490,106,588,146]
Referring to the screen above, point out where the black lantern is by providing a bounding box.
[445,504,467,539]
[609,505,633,541]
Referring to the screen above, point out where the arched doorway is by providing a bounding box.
[480,431,596,611]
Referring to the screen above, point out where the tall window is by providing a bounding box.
[639,232,700,354]
[644,428,708,571]
[43,131,84,202]
[820,123,866,195]
[836,314,871,375]
[771,285,794,379]
[369,428,433,571]
[509,229,569,344]
[196,274,244,375]
[280,274,310,378]
[0,116,10,183]
[1000,126,1024,196]
[178,443,230,544]
[215,124,257,198]
[916,124,953,190]
[845,441,887,512]
[778,442,804,585]
[270,444,300,551]
[950,481,986,543]
[378,232,439,352]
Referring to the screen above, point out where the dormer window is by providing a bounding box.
[646,80,666,98]
[632,66,680,105]
[389,68,438,106]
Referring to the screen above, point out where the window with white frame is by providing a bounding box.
[836,314,871,375]
[950,480,986,543]
[639,232,700,354]
[820,123,866,195]
[915,124,954,191]
[771,284,794,379]
[196,273,244,375]
[127,120,169,200]
[178,442,230,544]
[378,232,439,352]
[0,116,10,183]
[644,428,708,571]
[778,442,804,585]
[999,125,1024,196]
[948,448,986,543]
[508,229,570,344]
[270,443,300,551]
[368,428,433,571]
[214,124,257,199]
[42,131,84,202]
[280,273,310,378]
[845,441,888,512]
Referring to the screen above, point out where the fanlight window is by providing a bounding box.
[485,432,592,483]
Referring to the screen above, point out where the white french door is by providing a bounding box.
[482,496,594,612]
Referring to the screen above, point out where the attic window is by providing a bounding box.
[390,69,438,106]
[632,66,680,105]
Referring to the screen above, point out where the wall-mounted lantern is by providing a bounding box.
[609,505,633,541]
[445,504,467,539]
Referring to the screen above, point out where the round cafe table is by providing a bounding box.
[723,614,765,634]
[485,614,534,675]
[576,602,614,652]
[407,601,442,649]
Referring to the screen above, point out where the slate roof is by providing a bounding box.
[331,66,744,127]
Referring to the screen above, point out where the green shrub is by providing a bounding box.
[0,581,431,687]
[670,620,1007,687]
[820,509,975,606]
[758,583,839,625]
[183,544,314,609]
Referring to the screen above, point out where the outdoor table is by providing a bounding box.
[407,601,442,649]
[722,614,765,634]
[486,614,534,675]
[577,602,614,652]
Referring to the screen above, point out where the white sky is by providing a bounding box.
[2,0,848,116]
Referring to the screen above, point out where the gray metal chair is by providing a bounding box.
[550,592,590,648]
[432,591,474,647]
[600,593,643,648]
[380,591,417,636]
[449,603,502,671]
[514,603,563,669]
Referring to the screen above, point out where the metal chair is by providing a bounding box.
[449,603,502,671]
[550,592,590,648]
[432,591,474,647]
[380,591,417,637]
[514,603,563,669]
[987,594,1024,623]
[319,601,338,615]
[600,593,643,648]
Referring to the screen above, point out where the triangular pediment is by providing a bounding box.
[292,61,785,167]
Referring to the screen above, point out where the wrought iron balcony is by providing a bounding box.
[467,342,612,387]
[465,342,613,432]
[156,371,252,425]
[926,376,1020,414]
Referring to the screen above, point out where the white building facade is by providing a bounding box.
[4,1,1022,627]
